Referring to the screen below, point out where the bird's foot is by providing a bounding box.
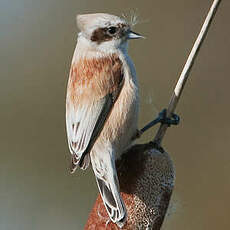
[157,109,180,127]
[140,109,180,133]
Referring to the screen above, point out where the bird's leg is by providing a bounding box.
[131,129,142,141]
[133,109,180,140]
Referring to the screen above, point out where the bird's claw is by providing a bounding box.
[140,109,180,134]
[158,109,180,127]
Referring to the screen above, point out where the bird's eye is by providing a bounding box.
[107,26,118,35]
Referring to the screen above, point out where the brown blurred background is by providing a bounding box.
[0,0,229,229]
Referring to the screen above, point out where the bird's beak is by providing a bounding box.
[127,31,144,39]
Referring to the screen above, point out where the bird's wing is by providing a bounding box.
[66,55,124,171]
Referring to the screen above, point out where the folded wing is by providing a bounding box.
[66,55,124,171]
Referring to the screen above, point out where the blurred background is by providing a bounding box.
[0,0,229,229]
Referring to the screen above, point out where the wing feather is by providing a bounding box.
[66,54,124,171]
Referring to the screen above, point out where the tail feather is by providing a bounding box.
[95,174,127,227]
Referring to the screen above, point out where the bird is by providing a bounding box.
[65,13,143,228]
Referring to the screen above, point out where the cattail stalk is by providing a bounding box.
[154,0,222,145]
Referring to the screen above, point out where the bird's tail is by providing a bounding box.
[95,175,126,228]
[92,153,127,228]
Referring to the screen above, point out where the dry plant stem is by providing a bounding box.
[153,0,222,146]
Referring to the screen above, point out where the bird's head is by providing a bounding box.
[76,13,143,52]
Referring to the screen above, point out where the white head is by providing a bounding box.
[76,13,143,53]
